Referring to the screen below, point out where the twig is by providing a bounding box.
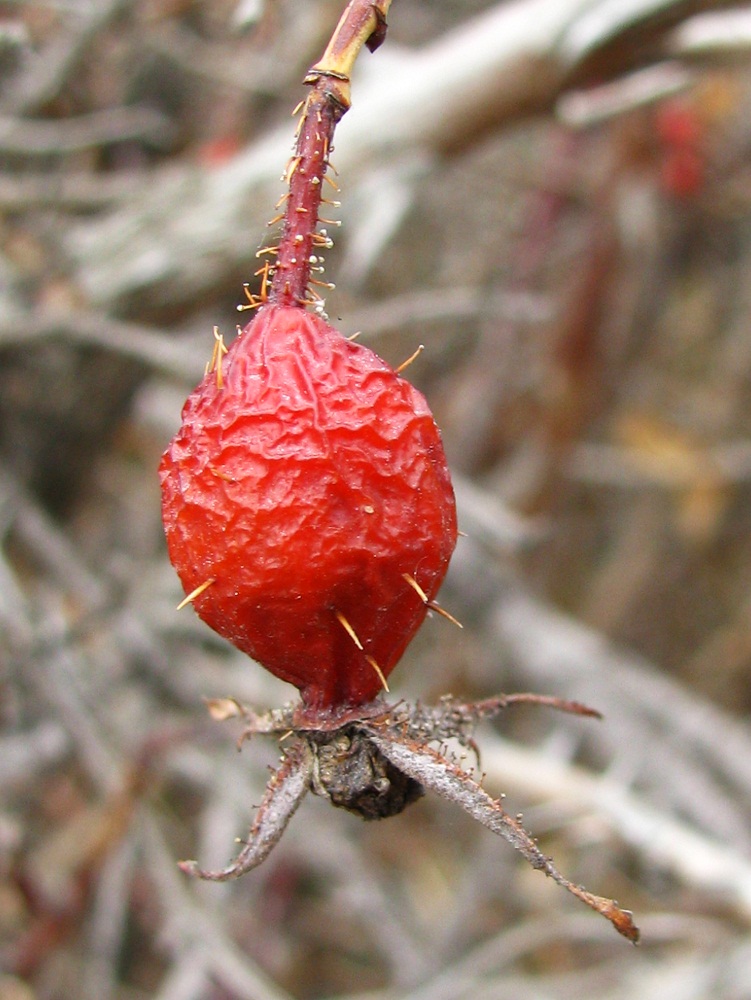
[0,0,132,115]
[0,311,206,381]
[0,106,173,156]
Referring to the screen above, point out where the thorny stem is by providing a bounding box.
[268,1,392,307]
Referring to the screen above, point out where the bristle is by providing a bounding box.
[334,609,363,649]
[402,572,429,603]
[395,344,424,375]
[427,601,464,629]
[366,655,390,692]
[403,572,463,628]
[176,577,216,611]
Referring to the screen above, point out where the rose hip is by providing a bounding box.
[159,303,457,714]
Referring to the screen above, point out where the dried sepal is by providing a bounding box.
[179,740,312,881]
[365,726,640,944]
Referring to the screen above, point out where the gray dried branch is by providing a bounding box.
[0,106,173,156]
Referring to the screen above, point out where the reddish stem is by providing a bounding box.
[268,0,391,308]
[270,92,345,307]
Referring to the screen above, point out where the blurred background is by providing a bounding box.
[4,0,751,997]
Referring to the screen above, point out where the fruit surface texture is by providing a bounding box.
[160,304,457,712]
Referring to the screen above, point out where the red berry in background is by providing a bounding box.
[159,304,457,715]
[654,99,706,200]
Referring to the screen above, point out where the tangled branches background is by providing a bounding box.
[3,0,751,997]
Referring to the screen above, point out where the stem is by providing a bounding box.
[269,0,392,307]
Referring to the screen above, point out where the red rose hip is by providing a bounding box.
[160,304,457,714]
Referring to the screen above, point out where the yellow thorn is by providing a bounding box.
[427,602,464,629]
[208,464,235,483]
[395,344,424,375]
[176,577,215,611]
[334,610,388,690]
[402,572,463,629]
[210,326,228,388]
[260,259,271,301]
[275,191,290,210]
[292,99,305,117]
[347,331,362,341]
[366,655,390,693]
[323,173,340,191]
[335,609,363,649]
[402,572,429,603]
[285,155,302,184]
[266,213,285,227]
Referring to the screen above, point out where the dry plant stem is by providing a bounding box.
[367,730,640,943]
[179,740,313,881]
[270,0,392,306]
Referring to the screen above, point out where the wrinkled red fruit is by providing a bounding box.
[160,304,457,714]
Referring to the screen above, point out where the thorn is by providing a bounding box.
[324,173,340,191]
[334,609,363,649]
[427,601,464,629]
[275,191,290,210]
[176,577,215,611]
[347,331,362,341]
[402,572,463,629]
[207,464,235,483]
[366,655,390,693]
[395,344,424,375]
[334,610,389,692]
[259,258,271,302]
[266,213,285,227]
[285,155,302,184]
[402,572,429,603]
[292,99,305,117]
[208,326,229,388]
[256,245,279,257]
